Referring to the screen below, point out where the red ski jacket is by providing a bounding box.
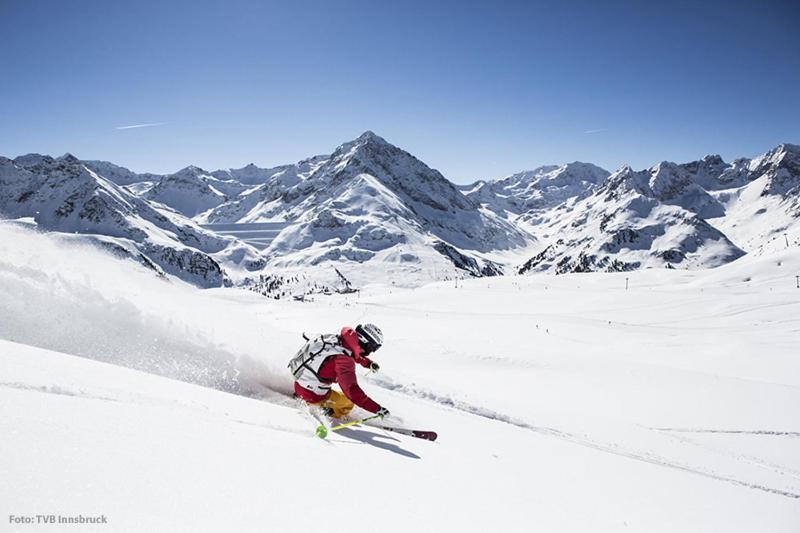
[294,327,381,413]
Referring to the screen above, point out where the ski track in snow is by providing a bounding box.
[654,428,800,437]
[370,375,800,500]
[656,431,800,482]
[0,381,119,402]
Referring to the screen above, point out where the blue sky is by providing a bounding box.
[1,0,798,183]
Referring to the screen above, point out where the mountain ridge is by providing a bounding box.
[2,134,798,287]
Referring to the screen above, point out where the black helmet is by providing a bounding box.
[355,323,383,355]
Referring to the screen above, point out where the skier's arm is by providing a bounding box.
[335,356,381,413]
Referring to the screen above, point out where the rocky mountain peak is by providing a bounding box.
[776,143,800,156]
[601,165,639,197]
[649,161,689,197]
[13,153,54,169]
[318,131,473,211]
[173,165,208,178]
[58,153,81,164]
[355,130,384,143]
[330,131,403,167]
[751,143,800,196]
[702,154,724,165]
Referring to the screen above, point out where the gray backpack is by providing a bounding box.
[288,333,352,395]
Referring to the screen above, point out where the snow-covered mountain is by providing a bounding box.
[517,165,745,274]
[196,155,327,224]
[144,165,252,217]
[3,136,799,287]
[464,162,610,219]
[0,154,262,287]
[200,131,533,282]
[84,159,162,186]
[211,162,290,185]
[613,160,726,219]
[463,144,800,275]
[707,143,800,253]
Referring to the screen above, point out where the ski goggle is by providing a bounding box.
[359,336,382,355]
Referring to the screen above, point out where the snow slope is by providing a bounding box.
[1,222,799,531]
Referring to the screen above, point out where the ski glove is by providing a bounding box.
[376,407,390,418]
[369,361,380,372]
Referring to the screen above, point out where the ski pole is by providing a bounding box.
[316,414,382,439]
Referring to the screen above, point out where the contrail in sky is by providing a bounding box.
[115,122,166,130]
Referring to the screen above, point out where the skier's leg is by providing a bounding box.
[320,390,354,419]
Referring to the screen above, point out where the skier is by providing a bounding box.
[289,323,389,419]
